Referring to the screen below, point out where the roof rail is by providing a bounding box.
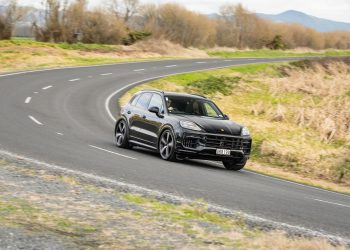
[140,89,164,93]
[191,93,207,99]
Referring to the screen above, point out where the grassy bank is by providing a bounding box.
[208,49,350,58]
[0,157,346,249]
[120,59,350,194]
[1,39,350,74]
[0,39,207,73]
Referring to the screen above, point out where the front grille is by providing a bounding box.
[182,133,252,154]
[205,135,243,150]
[182,136,200,149]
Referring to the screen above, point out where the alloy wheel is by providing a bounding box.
[115,120,127,146]
[160,130,174,159]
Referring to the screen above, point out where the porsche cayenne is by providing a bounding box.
[115,90,252,170]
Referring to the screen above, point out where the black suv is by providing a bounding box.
[115,90,252,170]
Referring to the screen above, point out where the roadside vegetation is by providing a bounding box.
[0,156,346,249]
[120,59,350,194]
[2,0,350,50]
[0,39,207,73]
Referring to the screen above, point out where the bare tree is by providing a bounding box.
[0,0,26,39]
[109,0,139,23]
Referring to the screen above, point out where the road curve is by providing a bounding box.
[0,58,349,240]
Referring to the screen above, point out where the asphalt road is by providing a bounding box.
[0,58,349,240]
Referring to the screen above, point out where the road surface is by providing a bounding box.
[0,58,349,239]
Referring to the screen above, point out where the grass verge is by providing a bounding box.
[208,49,350,58]
[0,39,207,73]
[120,59,350,195]
[0,157,346,249]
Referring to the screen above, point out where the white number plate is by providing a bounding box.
[216,149,231,155]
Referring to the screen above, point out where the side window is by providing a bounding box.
[135,93,152,110]
[148,94,164,112]
[130,94,140,106]
[204,102,218,117]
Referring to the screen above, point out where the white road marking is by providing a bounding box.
[56,132,64,136]
[196,61,206,64]
[25,97,32,104]
[69,78,80,82]
[89,145,137,160]
[134,69,145,72]
[28,115,43,126]
[241,169,350,198]
[34,92,39,94]
[100,73,113,76]
[165,65,177,68]
[248,59,257,61]
[313,199,350,208]
[224,59,232,62]
[42,85,52,90]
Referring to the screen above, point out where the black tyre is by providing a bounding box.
[159,129,177,161]
[115,119,131,149]
[222,158,247,171]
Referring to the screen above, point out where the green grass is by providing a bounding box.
[208,49,350,58]
[120,60,350,194]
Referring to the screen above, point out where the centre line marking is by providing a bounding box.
[100,73,113,76]
[313,199,350,208]
[28,116,43,126]
[56,132,64,136]
[25,97,32,104]
[42,85,52,90]
[224,60,232,62]
[196,61,206,64]
[165,65,177,68]
[134,69,145,72]
[69,78,80,82]
[89,145,137,160]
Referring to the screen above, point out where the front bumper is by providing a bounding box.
[175,131,252,161]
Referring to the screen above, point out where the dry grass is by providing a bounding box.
[0,39,206,73]
[0,159,347,249]
[120,60,350,191]
[246,232,347,250]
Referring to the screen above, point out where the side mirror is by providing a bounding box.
[224,114,230,120]
[148,106,164,117]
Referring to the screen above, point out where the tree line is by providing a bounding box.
[1,0,350,49]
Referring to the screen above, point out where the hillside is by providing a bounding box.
[257,10,350,32]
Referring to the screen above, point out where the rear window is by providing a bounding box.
[136,93,152,110]
[130,94,140,106]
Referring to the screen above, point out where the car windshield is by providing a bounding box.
[165,96,224,118]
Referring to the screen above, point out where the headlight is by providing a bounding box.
[241,127,250,136]
[180,121,202,131]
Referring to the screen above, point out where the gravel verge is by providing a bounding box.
[0,149,349,249]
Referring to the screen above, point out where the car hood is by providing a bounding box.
[174,115,242,136]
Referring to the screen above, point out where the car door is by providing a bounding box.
[143,93,166,147]
[128,92,152,144]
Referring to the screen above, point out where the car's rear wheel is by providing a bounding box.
[115,119,131,149]
[159,129,177,161]
[222,158,247,171]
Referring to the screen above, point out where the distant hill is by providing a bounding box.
[257,10,350,32]
[207,10,350,33]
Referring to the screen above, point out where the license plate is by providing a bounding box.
[216,149,231,155]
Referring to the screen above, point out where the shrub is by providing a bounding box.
[186,76,241,96]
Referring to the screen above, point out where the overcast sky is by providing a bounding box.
[17,0,350,23]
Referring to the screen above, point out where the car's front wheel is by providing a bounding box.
[222,158,247,171]
[115,119,131,149]
[159,129,177,161]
